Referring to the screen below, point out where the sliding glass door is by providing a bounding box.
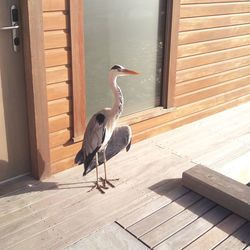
[84,0,167,118]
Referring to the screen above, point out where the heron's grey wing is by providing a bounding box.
[82,113,106,170]
[98,125,132,164]
[106,125,132,160]
[83,125,132,174]
[74,149,84,165]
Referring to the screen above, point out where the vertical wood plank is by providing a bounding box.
[20,0,51,179]
[69,0,86,141]
[162,0,180,108]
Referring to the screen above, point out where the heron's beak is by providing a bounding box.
[122,68,139,75]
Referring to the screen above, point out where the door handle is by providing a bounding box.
[0,25,19,31]
[0,5,20,52]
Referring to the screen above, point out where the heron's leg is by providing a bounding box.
[103,148,108,187]
[100,148,119,188]
[95,153,99,186]
[88,153,106,194]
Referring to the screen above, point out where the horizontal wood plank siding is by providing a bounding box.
[47,82,72,101]
[179,24,250,45]
[176,55,250,83]
[178,34,250,58]
[41,0,250,173]
[43,12,68,31]
[42,0,68,11]
[175,0,250,111]
[177,45,250,71]
[182,0,248,3]
[48,98,72,117]
[42,0,76,172]
[44,30,70,50]
[180,2,250,18]
[175,75,250,106]
[49,114,71,133]
[50,142,81,163]
[46,66,71,84]
[179,13,250,31]
[51,156,75,174]
[49,129,72,148]
[45,48,71,67]
[176,65,250,95]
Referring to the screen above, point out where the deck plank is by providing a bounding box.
[127,191,202,237]
[214,222,250,250]
[116,185,189,228]
[0,175,35,197]
[155,206,231,250]
[193,140,249,170]
[140,198,216,247]
[65,223,149,250]
[184,214,246,250]
[217,151,250,184]
[0,166,83,216]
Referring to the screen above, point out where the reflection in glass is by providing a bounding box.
[84,0,166,118]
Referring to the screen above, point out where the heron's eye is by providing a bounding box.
[111,65,122,71]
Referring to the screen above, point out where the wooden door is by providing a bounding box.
[0,0,30,182]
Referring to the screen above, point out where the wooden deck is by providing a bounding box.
[117,187,250,250]
[0,102,250,249]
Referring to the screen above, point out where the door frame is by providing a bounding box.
[162,0,181,108]
[20,0,51,179]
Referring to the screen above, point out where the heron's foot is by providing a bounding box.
[88,181,108,194]
[100,177,119,188]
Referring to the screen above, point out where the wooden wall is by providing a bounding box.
[175,0,250,107]
[42,0,250,174]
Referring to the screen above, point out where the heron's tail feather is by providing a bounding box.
[126,139,132,152]
[74,148,99,176]
[74,150,84,165]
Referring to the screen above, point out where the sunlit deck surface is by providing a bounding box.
[1,102,250,250]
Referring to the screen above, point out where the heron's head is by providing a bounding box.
[109,64,139,78]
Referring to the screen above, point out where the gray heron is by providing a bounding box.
[75,65,139,193]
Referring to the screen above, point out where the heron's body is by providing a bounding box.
[75,125,132,175]
[82,108,117,169]
[76,64,138,192]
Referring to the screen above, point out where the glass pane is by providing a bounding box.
[84,0,166,118]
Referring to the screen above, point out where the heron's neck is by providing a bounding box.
[109,75,124,119]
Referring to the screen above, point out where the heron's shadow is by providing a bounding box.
[0,176,99,198]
